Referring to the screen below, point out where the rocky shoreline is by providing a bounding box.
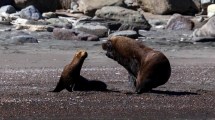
[0,0,214,45]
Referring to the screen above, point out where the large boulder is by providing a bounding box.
[95,6,151,30]
[78,0,123,16]
[192,16,215,39]
[0,5,16,14]
[192,16,215,42]
[166,14,194,30]
[207,4,215,18]
[20,5,42,20]
[13,0,70,12]
[137,0,200,15]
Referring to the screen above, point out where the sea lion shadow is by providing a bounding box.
[150,90,199,96]
[73,76,119,92]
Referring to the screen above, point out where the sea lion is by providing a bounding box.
[102,36,171,94]
[52,50,88,92]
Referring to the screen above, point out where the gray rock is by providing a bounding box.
[42,12,57,19]
[192,16,215,42]
[74,22,108,37]
[46,18,72,29]
[0,16,11,25]
[0,5,16,14]
[9,35,38,44]
[166,14,194,30]
[109,30,138,39]
[95,6,151,30]
[70,2,79,11]
[20,5,41,20]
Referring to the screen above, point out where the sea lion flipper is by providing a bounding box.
[52,77,65,92]
[65,83,75,92]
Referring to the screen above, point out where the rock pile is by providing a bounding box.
[0,0,214,44]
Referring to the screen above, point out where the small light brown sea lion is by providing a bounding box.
[102,36,171,94]
[52,50,88,92]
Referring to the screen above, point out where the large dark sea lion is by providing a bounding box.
[102,36,171,94]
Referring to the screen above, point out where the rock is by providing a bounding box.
[137,0,200,15]
[0,5,16,14]
[11,18,29,25]
[70,1,79,11]
[12,18,52,31]
[53,28,77,40]
[192,37,215,42]
[166,14,194,30]
[58,0,77,10]
[14,0,59,12]
[53,28,99,41]
[207,4,215,18]
[42,12,57,19]
[148,19,167,29]
[124,0,138,8]
[74,22,108,37]
[9,35,38,45]
[15,24,53,32]
[195,16,204,22]
[77,32,99,41]
[78,0,123,16]
[95,6,151,30]
[0,12,12,25]
[109,30,138,39]
[46,18,72,28]
[0,0,14,7]
[20,5,41,20]
[192,16,215,38]
[0,17,12,25]
[0,16,11,25]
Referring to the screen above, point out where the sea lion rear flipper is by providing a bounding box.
[65,84,75,92]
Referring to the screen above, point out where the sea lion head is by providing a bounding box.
[102,39,115,59]
[75,50,88,60]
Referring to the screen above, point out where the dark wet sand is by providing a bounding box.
[0,40,215,119]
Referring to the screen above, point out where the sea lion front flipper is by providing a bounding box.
[52,77,65,92]
[128,72,136,89]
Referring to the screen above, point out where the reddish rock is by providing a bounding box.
[53,28,99,41]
